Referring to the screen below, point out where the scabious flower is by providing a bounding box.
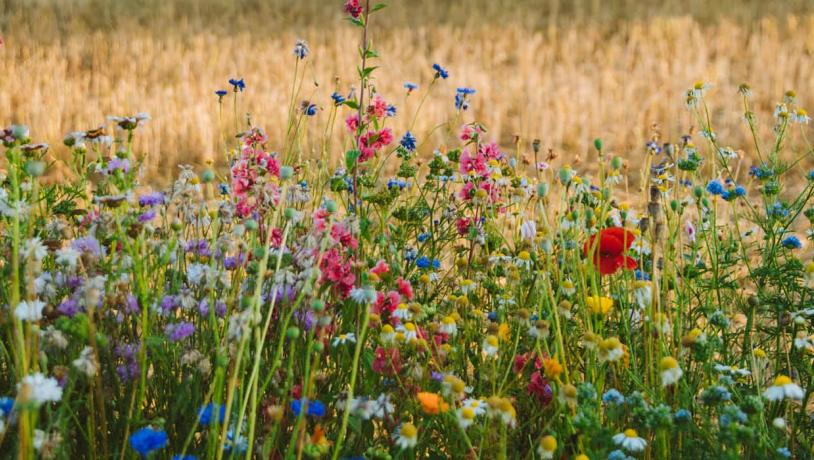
[603,389,625,405]
[129,427,169,458]
[763,375,804,401]
[659,356,683,386]
[613,429,647,453]
[706,179,725,196]
[432,63,449,79]
[394,422,418,449]
[164,322,195,342]
[583,227,637,275]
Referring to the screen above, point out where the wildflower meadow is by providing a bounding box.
[2,1,814,459]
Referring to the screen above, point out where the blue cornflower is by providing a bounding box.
[634,270,651,281]
[303,102,318,116]
[431,258,441,269]
[454,87,476,111]
[331,92,345,105]
[228,78,245,92]
[198,403,225,426]
[733,185,746,197]
[416,256,432,269]
[645,141,662,154]
[417,232,431,242]
[218,183,229,195]
[129,427,169,458]
[404,82,418,92]
[487,311,498,322]
[387,178,408,190]
[706,179,725,196]
[777,447,792,458]
[400,131,417,151]
[215,90,228,99]
[386,104,397,117]
[293,39,310,59]
[808,170,814,181]
[432,63,449,79]
[782,235,802,249]
[290,398,326,417]
[0,397,13,417]
[602,389,625,405]
[139,191,165,207]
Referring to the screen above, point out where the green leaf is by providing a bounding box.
[343,100,359,110]
[345,150,360,171]
[370,3,387,13]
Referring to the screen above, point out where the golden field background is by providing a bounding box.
[2,0,814,182]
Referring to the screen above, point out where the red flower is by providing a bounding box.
[583,227,637,275]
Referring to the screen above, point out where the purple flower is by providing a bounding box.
[198,299,210,316]
[160,295,178,315]
[106,158,131,174]
[138,209,156,223]
[215,301,227,317]
[138,192,165,207]
[224,253,245,270]
[165,322,195,342]
[126,294,140,314]
[58,298,82,317]
[72,236,104,258]
[185,239,211,257]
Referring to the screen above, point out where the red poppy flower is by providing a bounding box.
[583,227,637,275]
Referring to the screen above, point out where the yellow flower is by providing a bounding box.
[498,323,511,341]
[538,435,557,459]
[586,296,613,315]
[543,357,563,380]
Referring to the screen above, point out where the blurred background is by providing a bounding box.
[2,0,814,182]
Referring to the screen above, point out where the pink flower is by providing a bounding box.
[320,248,355,298]
[330,222,358,250]
[372,290,401,316]
[527,371,553,406]
[367,95,388,119]
[459,149,488,176]
[397,277,414,301]
[459,124,482,142]
[345,114,360,132]
[371,259,390,276]
[480,142,503,160]
[343,0,363,18]
[372,346,401,375]
[456,218,472,235]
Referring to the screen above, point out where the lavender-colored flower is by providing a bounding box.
[138,209,156,223]
[185,239,211,257]
[125,294,140,314]
[165,322,195,342]
[106,157,131,174]
[160,295,178,315]
[224,253,245,270]
[72,236,104,258]
[215,301,227,317]
[58,298,82,317]
[138,192,165,207]
[198,299,210,316]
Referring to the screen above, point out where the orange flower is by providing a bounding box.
[417,392,449,414]
[542,357,563,380]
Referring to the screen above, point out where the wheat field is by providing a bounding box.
[2,1,814,182]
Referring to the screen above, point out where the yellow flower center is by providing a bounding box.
[659,356,678,370]
[400,422,417,438]
[461,407,476,420]
[486,335,499,347]
[774,375,792,386]
[624,428,638,438]
[540,435,557,451]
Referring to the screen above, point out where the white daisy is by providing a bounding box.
[18,373,63,405]
[394,422,418,450]
[763,375,804,401]
[14,299,46,322]
[613,429,647,453]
